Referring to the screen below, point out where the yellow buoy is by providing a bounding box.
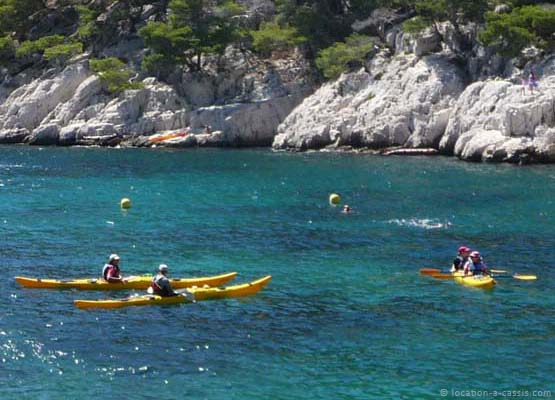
[329,193,341,206]
[120,198,132,209]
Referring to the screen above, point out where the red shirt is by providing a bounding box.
[105,265,122,281]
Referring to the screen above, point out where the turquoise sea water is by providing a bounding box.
[1,146,554,399]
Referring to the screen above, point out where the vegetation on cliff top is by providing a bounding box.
[139,0,245,76]
[0,0,553,89]
[479,4,555,56]
[89,57,144,94]
[315,34,374,79]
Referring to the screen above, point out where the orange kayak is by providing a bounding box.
[148,132,189,143]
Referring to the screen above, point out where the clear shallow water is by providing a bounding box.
[1,146,554,399]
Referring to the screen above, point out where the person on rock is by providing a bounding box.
[528,70,538,94]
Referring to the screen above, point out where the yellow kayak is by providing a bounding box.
[452,272,496,289]
[15,272,237,291]
[190,275,271,301]
[74,275,272,309]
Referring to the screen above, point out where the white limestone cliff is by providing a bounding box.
[274,53,465,151]
[0,50,309,146]
[440,75,555,162]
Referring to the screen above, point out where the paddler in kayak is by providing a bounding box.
[149,264,178,296]
[102,254,126,283]
[450,246,471,272]
[463,251,489,276]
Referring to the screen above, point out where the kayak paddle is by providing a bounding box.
[429,273,456,280]
[429,273,478,280]
[419,268,442,275]
[493,273,537,280]
[513,274,537,280]
[430,272,536,281]
[489,269,537,280]
[176,288,196,302]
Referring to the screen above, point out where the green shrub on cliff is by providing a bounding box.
[139,21,193,75]
[140,0,245,74]
[44,43,83,62]
[169,0,245,64]
[398,0,490,55]
[0,0,44,37]
[250,20,306,57]
[90,57,144,95]
[275,0,352,54]
[316,34,373,79]
[142,53,180,79]
[479,5,555,56]
[401,0,489,35]
[402,16,430,34]
[16,35,83,65]
[76,5,101,43]
[503,0,545,6]
[16,35,65,58]
[0,35,15,64]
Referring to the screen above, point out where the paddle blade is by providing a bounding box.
[490,269,508,274]
[431,273,455,280]
[513,274,537,280]
[420,268,442,275]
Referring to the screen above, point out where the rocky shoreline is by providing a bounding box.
[1,19,554,164]
[273,52,555,164]
[0,47,314,150]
